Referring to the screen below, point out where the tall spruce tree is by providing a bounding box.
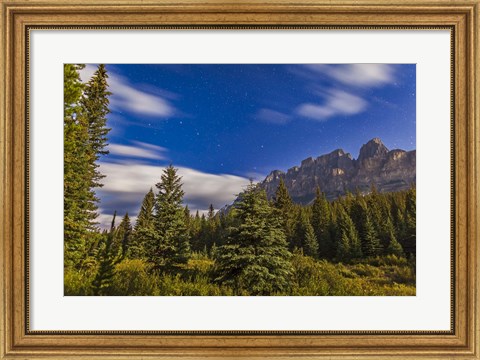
[148,165,190,272]
[128,188,155,259]
[361,210,382,257]
[386,227,404,257]
[80,64,111,186]
[294,209,319,258]
[205,204,219,250]
[335,204,362,262]
[64,64,111,270]
[64,64,90,268]
[273,179,295,248]
[116,213,132,257]
[215,183,292,295]
[311,187,333,259]
[351,197,382,257]
[135,188,155,231]
[93,212,118,295]
[404,186,416,255]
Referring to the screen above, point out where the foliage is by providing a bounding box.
[63,65,416,297]
[128,188,155,259]
[335,204,362,262]
[111,259,157,296]
[273,178,296,247]
[293,209,319,258]
[215,182,293,295]
[147,165,191,272]
[64,64,111,270]
[64,267,96,296]
[311,187,334,259]
[92,212,119,295]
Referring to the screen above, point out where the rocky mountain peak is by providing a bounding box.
[257,138,415,204]
[358,137,389,163]
[264,169,285,183]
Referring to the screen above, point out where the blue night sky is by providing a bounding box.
[79,64,416,227]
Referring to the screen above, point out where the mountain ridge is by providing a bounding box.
[258,138,416,204]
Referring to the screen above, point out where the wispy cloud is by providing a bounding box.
[303,64,395,87]
[108,141,168,160]
[96,161,251,228]
[79,64,176,118]
[256,64,396,124]
[255,108,292,125]
[296,90,368,121]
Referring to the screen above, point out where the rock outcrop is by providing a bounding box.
[259,138,415,204]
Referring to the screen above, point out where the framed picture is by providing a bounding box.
[1,0,478,358]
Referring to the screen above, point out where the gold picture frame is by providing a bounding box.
[1,0,479,358]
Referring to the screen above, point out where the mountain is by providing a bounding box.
[259,138,415,204]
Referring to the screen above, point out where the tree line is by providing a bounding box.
[64,64,416,296]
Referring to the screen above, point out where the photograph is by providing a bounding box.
[64,63,417,296]
[3,0,478,356]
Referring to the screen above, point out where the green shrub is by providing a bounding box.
[350,263,383,278]
[288,253,416,296]
[290,254,352,295]
[366,255,408,267]
[110,259,157,296]
[64,268,95,296]
[183,258,215,276]
[388,265,416,285]
[155,273,233,296]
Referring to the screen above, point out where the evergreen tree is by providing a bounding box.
[311,187,333,259]
[194,214,208,252]
[117,213,132,257]
[386,228,404,257]
[380,214,400,254]
[273,179,295,248]
[93,212,118,295]
[128,189,155,259]
[189,212,204,252]
[215,183,292,295]
[335,204,362,262]
[294,209,319,258]
[210,241,218,259]
[148,165,190,271]
[350,195,382,257]
[64,64,111,270]
[404,186,416,255]
[80,64,111,185]
[135,188,155,231]
[208,204,215,220]
[64,64,90,269]
[206,204,219,250]
[362,210,382,257]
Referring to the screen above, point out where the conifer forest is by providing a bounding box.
[64,64,416,296]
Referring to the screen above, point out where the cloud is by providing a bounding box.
[255,108,292,125]
[303,64,395,87]
[78,64,176,118]
[95,161,251,228]
[243,172,267,182]
[108,141,167,160]
[257,64,395,124]
[297,90,368,121]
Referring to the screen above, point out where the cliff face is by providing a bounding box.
[259,138,416,204]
